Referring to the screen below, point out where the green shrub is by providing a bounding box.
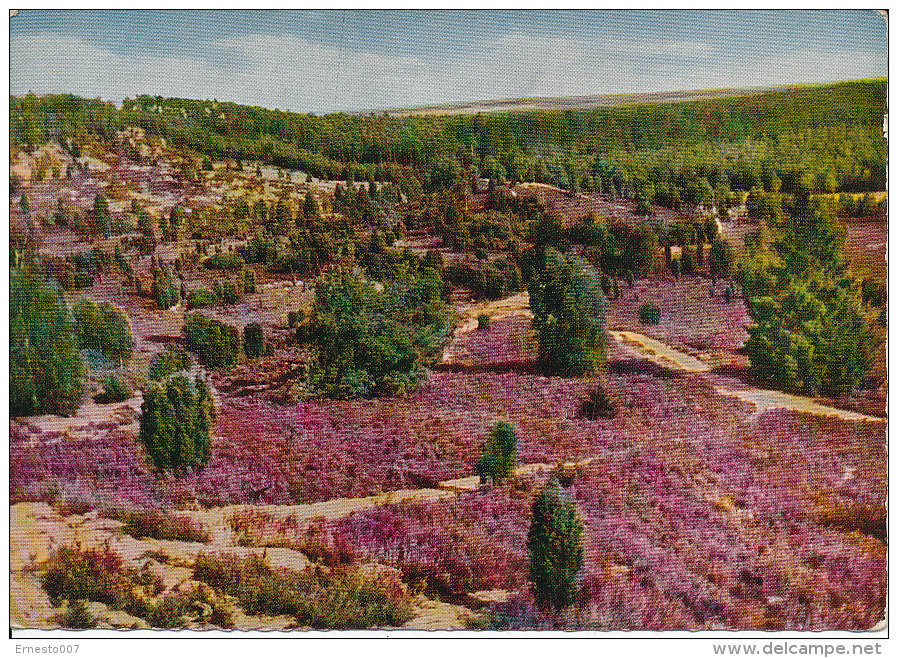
[288,310,304,327]
[475,421,518,484]
[105,509,210,543]
[148,345,194,381]
[638,302,661,325]
[274,249,316,275]
[94,375,132,404]
[476,314,490,331]
[73,299,135,364]
[139,374,215,476]
[41,547,155,611]
[580,384,618,419]
[528,249,607,376]
[708,237,735,279]
[59,599,98,629]
[240,238,278,264]
[308,270,446,398]
[877,307,887,328]
[527,480,584,617]
[185,313,239,367]
[152,267,179,310]
[192,554,411,629]
[11,270,85,416]
[242,268,257,294]
[186,289,215,308]
[212,279,239,304]
[243,322,264,358]
[204,252,245,270]
[861,277,886,307]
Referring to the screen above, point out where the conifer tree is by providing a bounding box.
[139,375,214,475]
[528,480,584,617]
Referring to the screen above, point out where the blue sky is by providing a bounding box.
[9,10,888,114]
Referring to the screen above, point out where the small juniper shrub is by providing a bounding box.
[94,375,131,403]
[192,554,411,629]
[148,344,193,381]
[104,508,211,543]
[580,384,618,419]
[476,313,490,331]
[638,302,661,325]
[203,252,245,271]
[475,421,518,484]
[41,547,162,613]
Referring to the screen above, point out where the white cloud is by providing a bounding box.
[8,29,887,113]
[10,31,220,102]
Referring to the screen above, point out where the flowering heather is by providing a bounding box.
[606,275,751,353]
[9,315,886,629]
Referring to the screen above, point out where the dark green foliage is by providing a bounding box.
[274,248,317,275]
[185,313,239,368]
[288,310,304,327]
[422,249,444,270]
[148,344,194,381]
[243,322,264,358]
[744,271,875,396]
[72,299,135,364]
[708,237,735,279]
[527,481,584,616]
[681,246,694,274]
[580,220,657,278]
[528,250,607,376]
[599,275,612,297]
[10,270,85,416]
[42,548,130,608]
[59,599,98,629]
[192,554,412,629]
[580,384,618,419]
[860,277,886,307]
[475,421,518,483]
[241,268,257,294]
[308,270,446,399]
[139,375,215,475]
[106,509,211,543]
[742,192,875,396]
[772,195,847,275]
[877,307,887,328]
[240,237,278,263]
[152,267,178,310]
[211,279,239,304]
[204,252,245,270]
[638,302,661,325]
[89,195,111,237]
[136,210,157,254]
[94,375,132,404]
[444,262,521,300]
[476,314,490,331]
[166,206,187,242]
[186,289,215,309]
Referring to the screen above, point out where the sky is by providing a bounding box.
[8,9,888,114]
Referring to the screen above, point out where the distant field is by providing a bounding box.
[365,85,781,117]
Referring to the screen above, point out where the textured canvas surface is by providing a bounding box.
[8,9,888,639]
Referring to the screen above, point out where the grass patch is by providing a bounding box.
[192,553,412,629]
[104,509,211,543]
